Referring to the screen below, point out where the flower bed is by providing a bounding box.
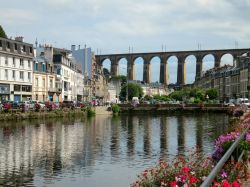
[132,106,250,187]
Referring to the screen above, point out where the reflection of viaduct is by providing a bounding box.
[96,48,250,85]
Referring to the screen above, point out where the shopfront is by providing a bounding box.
[0,84,10,102]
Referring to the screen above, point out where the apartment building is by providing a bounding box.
[33,54,58,102]
[71,45,109,102]
[37,45,84,102]
[0,37,33,102]
[194,53,250,102]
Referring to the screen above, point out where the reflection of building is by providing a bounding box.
[194,53,250,102]
[0,36,34,102]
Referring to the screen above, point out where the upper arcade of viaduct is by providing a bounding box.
[95,48,250,86]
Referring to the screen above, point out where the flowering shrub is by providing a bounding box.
[132,110,250,187]
[212,131,240,161]
[131,151,245,187]
[3,102,11,112]
[232,105,248,117]
[34,103,41,112]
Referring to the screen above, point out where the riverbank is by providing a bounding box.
[0,108,86,121]
[119,103,229,114]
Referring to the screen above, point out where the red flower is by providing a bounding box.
[182,166,190,173]
[190,176,198,184]
[232,181,242,187]
[222,180,230,187]
[170,181,177,187]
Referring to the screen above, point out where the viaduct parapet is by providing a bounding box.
[96,48,250,85]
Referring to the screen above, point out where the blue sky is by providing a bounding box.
[1,0,250,83]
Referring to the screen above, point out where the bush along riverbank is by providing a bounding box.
[131,105,250,187]
[0,108,87,121]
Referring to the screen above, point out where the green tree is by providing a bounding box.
[110,75,127,86]
[103,68,110,76]
[0,25,7,38]
[205,88,218,100]
[119,83,143,101]
[169,90,183,101]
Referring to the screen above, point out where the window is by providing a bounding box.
[36,94,38,100]
[12,70,15,79]
[57,68,61,75]
[5,69,8,79]
[0,40,2,47]
[42,78,45,87]
[14,85,21,91]
[42,63,46,72]
[34,62,38,71]
[35,78,38,86]
[13,57,15,67]
[5,56,8,66]
[22,85,32,92]
[20,71,24,80]
[29,47,32,53]
[49,79,53,88]
[28,60,31,68]
[20,59,24,66]
[6,42,10,49]
[28,72,31,80]
[42,95,45,101]
[21,45,26,53]
[14,43,17,50]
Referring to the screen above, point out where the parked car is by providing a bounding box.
[236,98,250,107]
[45,101,57,110]
[61,101,75,108]
[38,102,46,109]
[76,101,85,108]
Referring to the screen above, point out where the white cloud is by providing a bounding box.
[1,0,250,82]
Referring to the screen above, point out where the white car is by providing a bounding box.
[38,102,46,108]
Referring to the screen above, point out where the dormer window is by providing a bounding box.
[6,42,10,49]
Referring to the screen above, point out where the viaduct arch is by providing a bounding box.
[96,48,250,86]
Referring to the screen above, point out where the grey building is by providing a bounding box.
[194,53,250,102]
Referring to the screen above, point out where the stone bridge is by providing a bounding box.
[96,48,250,85]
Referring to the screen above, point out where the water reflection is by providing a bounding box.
[0,113,229,187]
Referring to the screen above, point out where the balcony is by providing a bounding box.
[48,87,62,93]
[83,90,89,96]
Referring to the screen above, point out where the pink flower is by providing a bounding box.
[221,171,227,178]
[246,133,250,141]
[161,181,167,187]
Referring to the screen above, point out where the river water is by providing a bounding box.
[0,113,229,187]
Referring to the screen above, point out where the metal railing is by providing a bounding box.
[201,122,250,187]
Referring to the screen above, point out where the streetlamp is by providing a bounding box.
[206,95,209,103]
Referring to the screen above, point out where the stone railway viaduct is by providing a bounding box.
[96,48,250,85]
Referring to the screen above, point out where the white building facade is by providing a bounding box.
[37,45,84,102]
[0,37,33,102]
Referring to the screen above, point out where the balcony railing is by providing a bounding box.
[48,87,62,93]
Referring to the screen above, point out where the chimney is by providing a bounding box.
[15,36,24,42]
[71,45,76,51]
